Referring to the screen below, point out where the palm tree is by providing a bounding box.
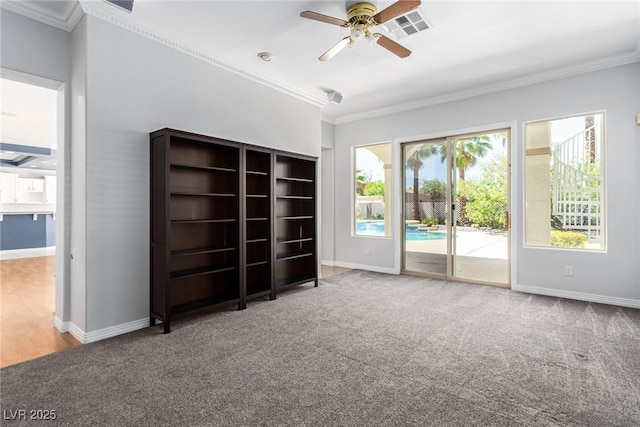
[355,168,369,196]
[442,136,492,225]
[585,115,595,164]
[406,144,438,220]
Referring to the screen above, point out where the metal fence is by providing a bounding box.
[356,200,460,224]
[405,201,460,224]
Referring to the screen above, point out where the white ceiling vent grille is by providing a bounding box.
[383,8,430,40]
[104,0,134,13]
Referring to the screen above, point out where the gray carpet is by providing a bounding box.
[1,270,639,426]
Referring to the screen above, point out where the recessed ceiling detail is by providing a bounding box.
[0,143,56,171]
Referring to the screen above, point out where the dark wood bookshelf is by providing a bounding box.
[170,163,236,173]
[150,129,317,333]
[241,146,274,307]
[151,129,241,333]
[274,153,318,292]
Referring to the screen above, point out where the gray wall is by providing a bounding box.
[321,121,335,264]
[0,10,70,79]
[70,15,88,332]
[321,150,335,264]
[1,9,73,325]
[321,120,335,150]
[332,63,640,303]
[81,16,321,332]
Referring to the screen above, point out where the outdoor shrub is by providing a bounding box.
[551,230,587,248]
[466,199,506,229]
[458,153,508,230]
[421,216,439,226]
[363,181,384,196]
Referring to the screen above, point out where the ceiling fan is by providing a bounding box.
[300,1,422,61]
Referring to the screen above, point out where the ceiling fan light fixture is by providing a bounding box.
[351,27,364,41]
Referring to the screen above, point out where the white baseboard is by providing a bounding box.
[513,284,640,309]
[68,318,150,344]
[0,245,56,253]
[330,261,398,275]
[321,259,336,267]
[53,316,70,333]
[0,246,56,259]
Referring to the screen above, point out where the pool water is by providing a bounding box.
[356,222,446,241]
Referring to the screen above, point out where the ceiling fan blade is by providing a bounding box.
[300,11,348,27]
[319,37,352,61]
[373,0,421,24]
[375,34,411,58]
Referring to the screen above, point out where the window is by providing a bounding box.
[354,143,392,237]
[524,112,605,250]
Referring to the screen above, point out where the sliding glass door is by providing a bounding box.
[402,139,448,276]
[402,130,510,286]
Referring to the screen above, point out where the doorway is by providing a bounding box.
[401,129,510,286]
[0,74,77,366]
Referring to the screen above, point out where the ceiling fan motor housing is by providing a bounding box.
[347,2,378,32]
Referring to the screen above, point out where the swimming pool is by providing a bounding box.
[356,222,446,241]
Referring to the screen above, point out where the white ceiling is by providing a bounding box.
[2,0,640,125]
[0,78,58,171]
[0,78,57,149]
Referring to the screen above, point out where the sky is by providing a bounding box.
[550,114,602,148]
[355,148,385,182]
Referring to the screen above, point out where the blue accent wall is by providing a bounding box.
[0,214,55,250]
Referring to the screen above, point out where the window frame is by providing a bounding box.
[352,142,393,238]
[523,111,607,252]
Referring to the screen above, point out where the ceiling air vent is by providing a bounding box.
[383,8,430,39]
[104,0,134,13]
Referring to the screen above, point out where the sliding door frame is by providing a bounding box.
[392,121,517,288]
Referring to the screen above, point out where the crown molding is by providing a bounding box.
[0,0,83,32]
[332,51,640,125]
[80,4,326,108]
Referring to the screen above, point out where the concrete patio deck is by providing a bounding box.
[405,228,509,285]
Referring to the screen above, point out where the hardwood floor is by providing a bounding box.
[321,264,351,278]
[0,256,79,368]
